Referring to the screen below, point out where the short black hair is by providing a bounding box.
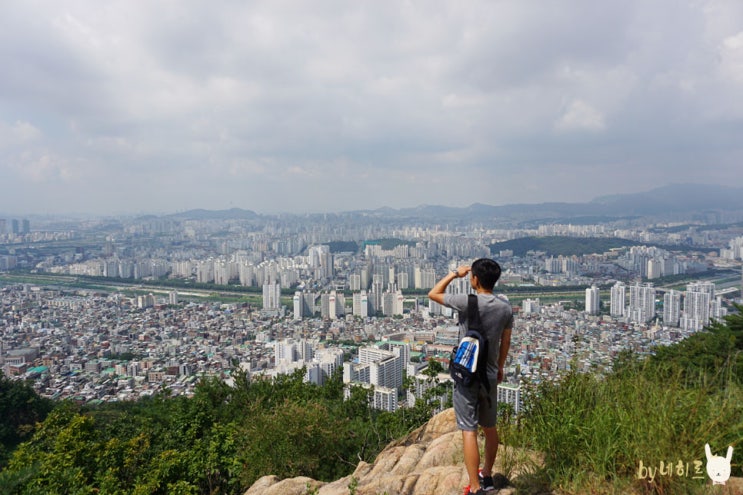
[471,258,501,290]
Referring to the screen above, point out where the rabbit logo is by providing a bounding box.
[704,443,733,485]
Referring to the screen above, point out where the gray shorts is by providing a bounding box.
[453,378,498,431]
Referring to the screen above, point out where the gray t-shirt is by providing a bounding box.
[444,292,513,380]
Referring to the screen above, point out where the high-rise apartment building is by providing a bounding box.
[370,386,397,412]
[545,257,561,273]
[662,290,681,327]
[352,290,369,318]
[382,290,404,316]
[320,290,344,319]
[343,383,398,412]
[293,292,303,320]
[238,262,255,286]
[349,273,361,291]
[262,281,281,310]
[213,261,233,285]
[421,268,436,289]
[610,282,626,318]
[343,345,404,411]
[275,339,298,364]
[647,259,662,279]
[629,283,655,323]
[397,272,409,290]
[303,292,316,317]
[720,236,743,260]
[358,346,404,390]
[522,298,540,314]
[710,295,727,322]
[561,256,580,274]
[308,245,333,279]
[680,282,714,332]
[585,285,600,315]
[496,383,524,414]
[196,261,214,283]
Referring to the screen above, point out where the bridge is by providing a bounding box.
[717,286,739,296]
[655,286,739,295]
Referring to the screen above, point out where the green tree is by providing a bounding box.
[0,371,53,467]
[238,400,352,486]
[0,362,435,495]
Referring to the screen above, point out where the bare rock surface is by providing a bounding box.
[244,408,518,495]
[244,407,742,495]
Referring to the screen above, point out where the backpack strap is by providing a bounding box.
[467,294,482,331]
[467,295,491,398]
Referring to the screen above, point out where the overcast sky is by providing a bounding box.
[2,1,743,216]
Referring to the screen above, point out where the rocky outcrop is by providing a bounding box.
[243,408,743,495]
[244,408,519,495]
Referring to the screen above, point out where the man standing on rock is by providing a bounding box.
[429,258,513,495]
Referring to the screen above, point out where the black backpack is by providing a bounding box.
[449,294,490,393]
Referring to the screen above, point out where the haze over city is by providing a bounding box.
[2,0,743,216]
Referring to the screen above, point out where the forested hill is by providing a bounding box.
[489,236,645,257]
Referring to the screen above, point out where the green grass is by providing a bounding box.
[500,308,743,493]
[503,356,743,494]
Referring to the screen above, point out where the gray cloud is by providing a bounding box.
[1,0,743,215]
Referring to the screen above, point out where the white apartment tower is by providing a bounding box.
[585,285,600,315]
[293,292,303,320]
[328,291,337,320]
[629,283,655,323]
[382,290,404,316]
[421,268,436,289]
[680,282,714,332]
[262,281,281,310]
[321,291,344,319]
[397,272,409,290]
[522,298,540,314]
[352,291,369,318]
[646,259,662,279]
[308,245,333,279]
[662,290,681,327]
[349,273,361,291]
[710,296,727,322]
[496,383,524,415]
[545,257,561,273]
[610,282,626,318]
[358,345,405,390]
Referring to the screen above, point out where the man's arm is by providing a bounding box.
[428,265,470,305]
[497,326,512,383]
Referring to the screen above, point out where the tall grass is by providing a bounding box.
[506,356,743,494]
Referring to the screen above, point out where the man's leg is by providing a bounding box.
[480,425,499,476]
[479,380,500,478]
[462,429,481,493]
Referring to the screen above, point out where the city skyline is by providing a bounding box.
[2,1,743,215]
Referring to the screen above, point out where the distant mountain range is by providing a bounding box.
[166,207,258,221]
[360,184,743,224]
[163,184,743,224]
[589,183,743,214]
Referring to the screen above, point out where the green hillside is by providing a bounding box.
[505,306,743,494]
[0,370,443,495]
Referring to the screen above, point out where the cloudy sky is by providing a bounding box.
[2,1,743,215]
